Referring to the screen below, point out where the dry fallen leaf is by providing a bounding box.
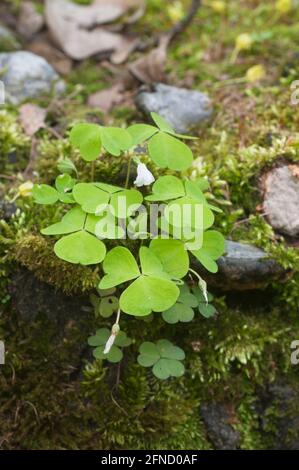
[45,0,142,62]
[87,83,125,112]
[129,36,169,84]
[27,33,73,75]
[19,104,47,136]
[289,164,299,180]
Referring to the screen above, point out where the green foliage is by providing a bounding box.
[90,289,119,318]
[0,110,30,173]
[32,113,224,378]
[70,123,102,161]
[162,283,217,323]
[13,234,99,294]
[191,230,226,273]
[1,0,299,449]
[138,340,185,379]
[162,284,198,324]
[88,328,131,363]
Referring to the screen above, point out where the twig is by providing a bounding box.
[167,0,201,43]
[136,0,201,52]
[22,137,38,179]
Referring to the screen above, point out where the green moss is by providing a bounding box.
[1,0,299,450]
[13,234,99,294]
[36,136,126,185]
[0,110,30,173]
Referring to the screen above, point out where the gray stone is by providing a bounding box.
[0,51,65,104]
[0,24,20,52]
[263,164,299,237]
[135,83,213,134]
[200,403,241,450]
[192,240,286,291]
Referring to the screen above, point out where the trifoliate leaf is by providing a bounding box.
[137,339,185,379]
[99,296,119,318]
[156,339,185,360]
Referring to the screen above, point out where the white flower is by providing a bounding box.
[134,163,155,187]
[103,333,116,354]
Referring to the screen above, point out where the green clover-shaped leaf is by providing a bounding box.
[127,123,157,146]
[164,196,215,231]
[191,230,225,273]
[145,175,185,202]
[99,127,132,156]
[55,173,75,194]
[150,112,196,141]
[149,239,189,279]
[41,206,104,238]
[99,246,140,290]
[137,339,185,379]
[72,183,110,213]
[120,275,179,316]
[54,230,106,265]
[148,131,193,171]
[139,246,170,279]
[99,296,119,318]
[70,123,102,162]
[192,286,217,318]
[162,284,198,324]
[198,303,217,318]
[41,206,85,235]
[73,182,143,217]
[90,290,119,318]
[57,157,77,175]
[150,112,175,134]
[88,328,131,363]
[99,246,179,315]
[117,247,180,316]
[32,184,59,205]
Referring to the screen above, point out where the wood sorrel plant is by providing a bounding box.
[32,113,225,380]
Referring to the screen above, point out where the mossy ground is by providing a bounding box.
[1,0,299,450]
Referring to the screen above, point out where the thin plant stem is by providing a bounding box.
[125,156,132,189]
[91,161,95,182]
